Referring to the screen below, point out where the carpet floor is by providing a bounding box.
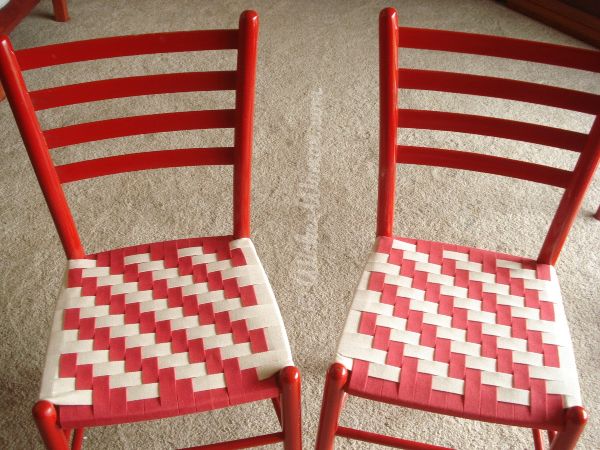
[0,0,598,448]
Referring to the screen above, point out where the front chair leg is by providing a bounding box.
[33,400,69,450]
[51,0,70,22]
[550,406,588,450]
[279,366,302,450]
[315,363,348,450]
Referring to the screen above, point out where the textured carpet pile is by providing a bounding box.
[0,1,598,448]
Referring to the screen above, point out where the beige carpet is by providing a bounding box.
[1,0,599,448]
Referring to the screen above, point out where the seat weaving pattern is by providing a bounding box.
[40,236,293,428]
[336,236,581,428]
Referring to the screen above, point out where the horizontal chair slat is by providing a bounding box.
[56,147,234,183]
[398,68,600,115]
[398,27,600,73]
[336,426,452,450]
[30,71,237,110]
[180,432,284,450]
[16,29,239,71]
[44,109,235,149]
[396,145,572,188]
[397,109,587,152]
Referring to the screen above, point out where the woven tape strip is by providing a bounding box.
[335,236,581,426]
[39,237,293,425]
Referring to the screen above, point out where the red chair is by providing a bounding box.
[316,7,599,450]
[0,10,302,450]
[0,0,69,101]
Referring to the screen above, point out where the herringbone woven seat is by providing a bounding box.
[336,236,580,428]
[40,236,293,428]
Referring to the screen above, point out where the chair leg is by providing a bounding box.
[280,366,302,450]
[315,363,348,450]
[550,406,588,450]
[533,429,544,450]
[594,205,600,221]
[51,0,69,22]
[0,82,5,102]
[33,401,69,450]
[72,428,84,450]
[272,396,283,425]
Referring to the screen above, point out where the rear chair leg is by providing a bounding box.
[550,406,587,450]
[272,396,283,425]
[315,363,348,450]
[72,428,84,450]
[280,366,302,450]
[533,429,544,450]
[33,401,69,450]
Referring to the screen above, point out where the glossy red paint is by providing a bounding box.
[0,37,83,258]
[233,10,258,239]
[33,401,69,450]
[315,364,348,450]
[533,429,544,450]
[375,12,600,265]
[181,433,284,450]
[0,15,255,258]
[71,429,83,450]
[550,407,588,449]
[30,71,236,111]
[2,11,301,450]
[318,6,598,449]
[336,427,452,450]
[0,0,69,102]
[51,0,69,22]
[279,366,302,449]
[375,5,398,238]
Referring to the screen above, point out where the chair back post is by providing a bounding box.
[539,115,600,265]
[0,36,84,259]
[233,10,259,238]
[376,8,399,238]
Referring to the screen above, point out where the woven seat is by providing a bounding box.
[40,236,293,428]
[336,236,580,429]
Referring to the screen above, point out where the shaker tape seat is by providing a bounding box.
[336,236,581,428]
[40,236,293,428]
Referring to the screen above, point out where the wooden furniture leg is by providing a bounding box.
[51,0,68,22]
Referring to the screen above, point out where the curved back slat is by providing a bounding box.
[44,109,235,149]
[398,68,600,115]
[15,29,238,70]
[56,147,234,183]
[397,109,588,152]
[396,146,572,188]
[30,71,236,111]
[377,8,600,265]
[398,27,600,73]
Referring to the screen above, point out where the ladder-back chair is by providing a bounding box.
[0,10,302,450]
[316,7,599,450]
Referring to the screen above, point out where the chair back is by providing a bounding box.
[0,11,259,258]
[377,8,600,265]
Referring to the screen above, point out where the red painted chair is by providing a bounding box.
[0,0,69,101]
[316,7,600,450]
[0,10,302,450]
